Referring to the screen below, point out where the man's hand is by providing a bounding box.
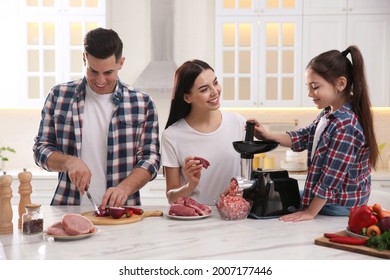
[66,157,92,195]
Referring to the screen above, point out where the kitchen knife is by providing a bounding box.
[86,188,100,215]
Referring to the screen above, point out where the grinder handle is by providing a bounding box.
[245,121,255,142]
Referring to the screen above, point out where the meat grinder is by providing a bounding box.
[232,121,301,219]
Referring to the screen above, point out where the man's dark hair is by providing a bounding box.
[83,28,123,62]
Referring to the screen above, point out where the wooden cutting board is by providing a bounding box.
[81,210,163,225]
[315,230,390,259]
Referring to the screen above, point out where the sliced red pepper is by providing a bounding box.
[124,206,144,215]
[329,236,368,245]
[324,233,341,239]
[125,209,133,218]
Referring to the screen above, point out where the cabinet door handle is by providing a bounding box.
[380,184,390,188]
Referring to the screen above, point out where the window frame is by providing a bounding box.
[1,0,106,108]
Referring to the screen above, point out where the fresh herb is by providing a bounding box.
[0,146,16,161]
[367,230,390,251]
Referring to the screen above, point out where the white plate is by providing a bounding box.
[280,161,307,172]
[167,213,211,220]
[345,227,367,239]
[44,227,97,241]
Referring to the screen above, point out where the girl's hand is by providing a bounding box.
[183,156,203,188]
[279,209,315,222]
[247,118,271,140]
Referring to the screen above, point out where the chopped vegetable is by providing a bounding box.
[324,233,340,239]
[366,225,381,237]
[348,205,378,235]
[125,209,133,218]
[379,216,390,232]
[124,206,144,215]
[367,230,390,251]
[372,203,390,221]
[329,236,368,245]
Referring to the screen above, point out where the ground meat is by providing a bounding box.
[216,179,251,220]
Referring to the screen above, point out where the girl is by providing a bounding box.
[252,46,378,222]
[161,59,246,205]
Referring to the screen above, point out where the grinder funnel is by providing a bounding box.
[233,121,279,158]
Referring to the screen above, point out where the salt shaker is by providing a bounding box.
[18,168,32,229]
[0,171,13,234]
[22,204,43,235]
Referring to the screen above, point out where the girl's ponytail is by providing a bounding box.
[345,46,379,168]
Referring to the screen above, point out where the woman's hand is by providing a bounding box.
[183,156,203,188]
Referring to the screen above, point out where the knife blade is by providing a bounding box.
[86,188,100,215]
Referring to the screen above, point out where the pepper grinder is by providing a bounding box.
[0,171,13,234]
[18,168,32,229]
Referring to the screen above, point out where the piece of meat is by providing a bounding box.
[61,214,95,235]
[171,197,211,216]
[169,204,199,216]
[182,197,212,216]
[46,221,69,236]
[194,156,210,169]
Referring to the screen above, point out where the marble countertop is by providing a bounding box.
[0,205,381,260]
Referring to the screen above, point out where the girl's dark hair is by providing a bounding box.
[165,59,214,129]
[306,45,379,168]
[83,28,123,62]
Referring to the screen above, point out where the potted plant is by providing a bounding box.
[0,146,16,170]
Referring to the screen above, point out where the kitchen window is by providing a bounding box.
[0,0,105,108]
[215,0,302,107]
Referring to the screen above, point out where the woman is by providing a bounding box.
[252,46,378,222]
[161,59,246,205]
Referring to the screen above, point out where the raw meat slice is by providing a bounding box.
[169,204,199,216]
[182,197,212,216]
[61,213,95,235]
[46,221,69,236]
[170,197,211,216]
[194,156,210,169]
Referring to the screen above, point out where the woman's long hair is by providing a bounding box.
[306,45,379,168]
[165,59,214,129]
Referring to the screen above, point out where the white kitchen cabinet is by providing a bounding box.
[216,0,390,107]
[303,0,390,15]
[1,0,106,108]
[302,0,390,107]
[140,174,169,206]
[215,0,303,107]
[371,177,390,194]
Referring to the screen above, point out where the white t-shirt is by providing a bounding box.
[161,111,246,205]
[80,85,114,205]
[311,115,329,161]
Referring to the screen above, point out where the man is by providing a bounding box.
[33,28,160,208]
